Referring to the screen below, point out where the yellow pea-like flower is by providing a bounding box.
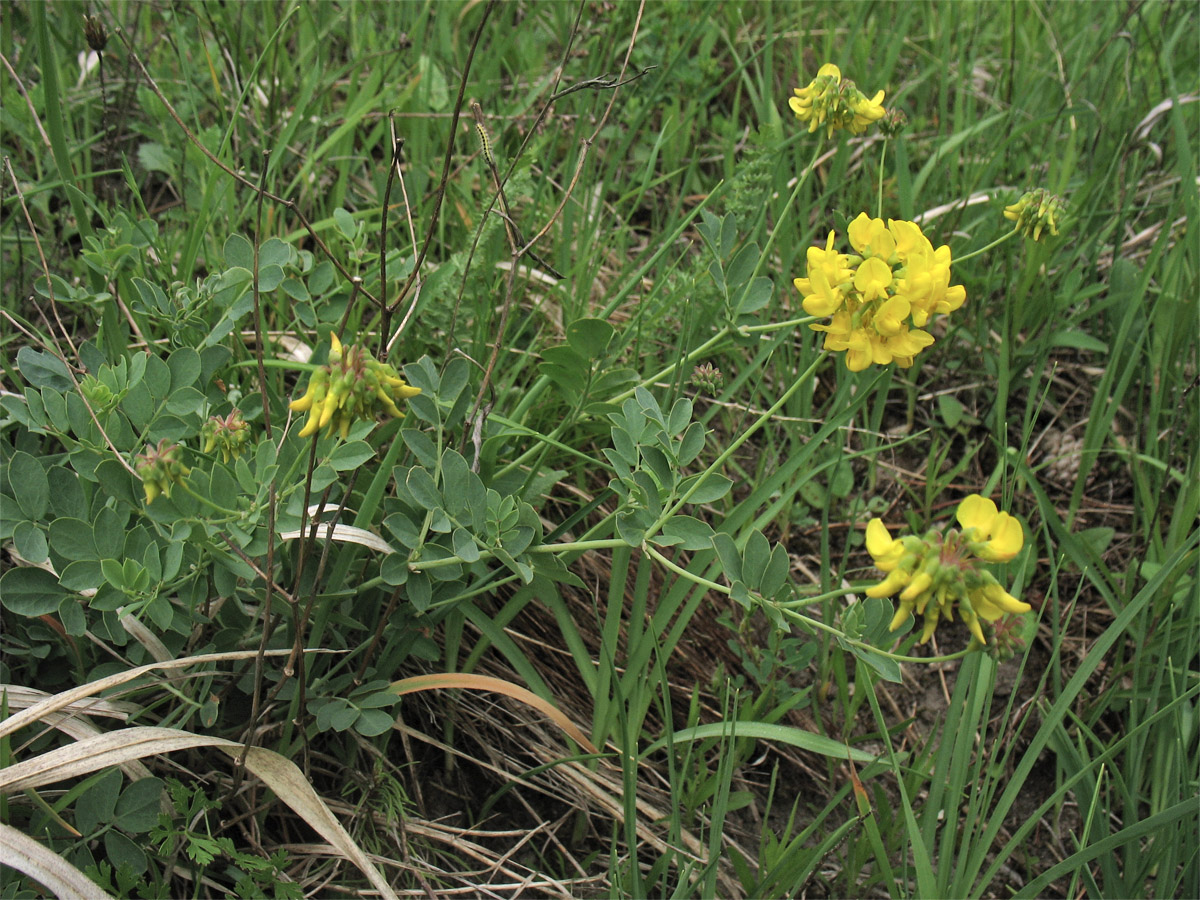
[289,336,421,439]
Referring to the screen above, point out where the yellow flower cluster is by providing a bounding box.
[201,409,250,463]
[135,439,191,505]
[1003,188,1066,242]
[290,334,421,440]
[864,495,1031,647]
[788,63,886,139]
[794,213,967,371]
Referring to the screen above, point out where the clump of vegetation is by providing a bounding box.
[2,2,1196,898]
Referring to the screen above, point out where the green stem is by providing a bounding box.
[778,607,970,664]
[176,480,242,517]
[955,227,1020,264]
[737,314,818,336]
[407,537,628,572]
[744,141,826,291]
[650,350,828,534]
[643,543,726,593]
[643,545,966,665]
[611,328,736,406]
[877,138,887,219]
[507,192,722,425]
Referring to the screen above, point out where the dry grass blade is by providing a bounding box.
[0,726,399,900]
[0,650,292,741]
[278,523,397,555]
[0,686,138,720]
[0,822,115,900]
[0,653,395,898]
[2,693,158,795]
[226,745,400,900]
[388,673,599,755]
[0,726,238,793]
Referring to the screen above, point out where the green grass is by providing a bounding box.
[1,1,1197,897]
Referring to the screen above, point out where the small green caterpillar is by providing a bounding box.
[475,122,494,167]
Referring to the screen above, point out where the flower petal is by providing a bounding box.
[956,494,998,532]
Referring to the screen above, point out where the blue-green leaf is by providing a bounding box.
[712,532,742,583]
[329,441,375,471]
[566,317,614,359]
[223,234,254,269]
[658,515,715,551]
[401,429,438,467]
[48,517,97,560]
[13,521,48,563]
[10,451,49,520]
[114,778,165,834]
[354,708,396,736]
[16,347,72,391]
[406,467,442,511]
[0,567,67,616]
[682,473,733,504]
[452,527,480,563]
[742,530,771,591]
[167,348,201,391]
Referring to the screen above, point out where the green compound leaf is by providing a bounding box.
[677,422,707,465]
[59,596,86,635]
[142,353,171,399]
[725,240,760,290]
[730,580,753,609]
[167,347,201,390]
[401,429,438,467]
[258,237,292,268]
[258,264,285,292]
[439,449,471,516]
[47,466,86,519]
[452,527,481,563]
[329,705,360,732]
[760,544,792,598]
[406,572,432,611]
[380,553,409,586]
[384,513,421,549]
[114,778,165,834]
[838,597,904,683]
[354,709,396,737]
[736,276,774,315]
[75,768,122,836]
[59,560,103,592]
[13,521,48,564]
[616,510,647,547]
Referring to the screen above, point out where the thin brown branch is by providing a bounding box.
[3,157,139,478]
[114,28,380,308]
[385,0,498,331]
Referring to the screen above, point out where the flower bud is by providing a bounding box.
[83,14,108,53]
[691,362,724,394]
[201,409,251,463]
[289,336,421,439]
[135,439,191,505]
[1003,188,1067,242]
